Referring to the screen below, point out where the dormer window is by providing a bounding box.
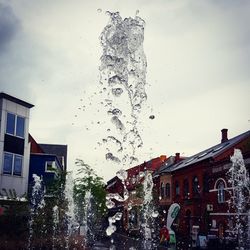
[6,112,25,138]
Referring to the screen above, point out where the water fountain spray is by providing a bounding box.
[228,149,250,250]
[28,174,46,249]
[99,11,149,240]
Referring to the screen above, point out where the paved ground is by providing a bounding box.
[92,232,169,250]
[92,232,142,249]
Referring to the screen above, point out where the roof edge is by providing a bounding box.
[0,92,34,108]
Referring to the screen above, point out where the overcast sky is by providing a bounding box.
[0,0,249,181]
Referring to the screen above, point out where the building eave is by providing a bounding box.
[0,92,34,108]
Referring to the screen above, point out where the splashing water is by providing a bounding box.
[227,149,250,250]
[28,174,46,249]
[100,11,147,166]
[106,212,123,236]
[52,205,59,249]
[83,191,96,246]
[141,172,155,249]
[64,172,78,249]
[100,11,149,238]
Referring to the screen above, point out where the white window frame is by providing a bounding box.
[5,112,25,139]
[45,161,57,173]
[214,178,226,204]
[2,152,23,176]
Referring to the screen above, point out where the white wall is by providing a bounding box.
[0,98,31,197]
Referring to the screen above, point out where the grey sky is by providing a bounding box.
[0,0,249,181]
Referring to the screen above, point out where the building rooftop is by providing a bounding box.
[171,130,250,172]
[39,144,68,169]
[0,92,34,108]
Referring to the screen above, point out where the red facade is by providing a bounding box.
[157,129,250,242]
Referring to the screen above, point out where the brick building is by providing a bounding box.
[106,155,167,233]
[156,129,250,243]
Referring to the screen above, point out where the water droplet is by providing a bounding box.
[111,116,125,131]
[106,200,115,209]
[149,115,155,119]
[152,210,159,218]
[106,224,116,236]
[116,169,128,181]
[139,171,145,178]
[107,108,122,116]
[112,87,123,97]
[106,152,121,163]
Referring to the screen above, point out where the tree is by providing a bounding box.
[73,159,107,241]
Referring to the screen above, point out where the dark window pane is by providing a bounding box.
[16,116,25,137]
[218,181,225,203]
[3,152,13,174]
[6,113,15,135]
[46,161,56,172]
[166,183,170,197]
[160,183,165,198]
[13,155,22,176]
[176,181,180,195]
[193,176,199,194]
[184,179,189,197]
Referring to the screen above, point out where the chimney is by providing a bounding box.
[175,152,180,163]
[221,128,228,143]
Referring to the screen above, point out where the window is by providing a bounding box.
[160,182,165,198]
[3,152,23,176]
[165,183,171,198]
[217,181,225,203]
[175,181,180,196]
[193,176,200,194]
[3,152,13,174]
[45,161,57,172]
[6,113,25,138]
[183,179,189,198]
[13,155,22,175]
[203,174,209,193]
[16,116,25,137]
[6,113,15,135]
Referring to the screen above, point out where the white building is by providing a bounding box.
[0,93,34,198]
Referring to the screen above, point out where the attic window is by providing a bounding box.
[197,151,209,159]
[213,146,223,152]
[185,157,195,164]
[213,143,229,152]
